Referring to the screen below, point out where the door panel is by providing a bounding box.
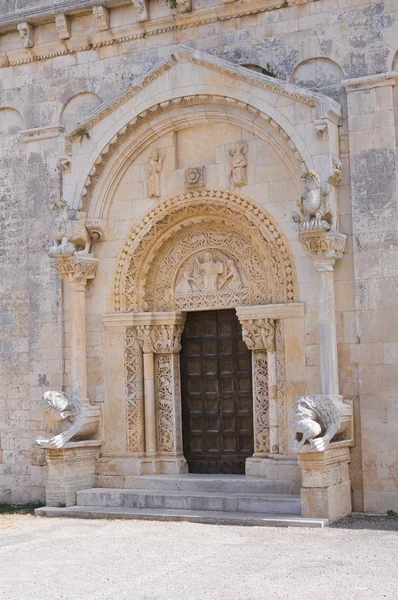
[181,310,253,474]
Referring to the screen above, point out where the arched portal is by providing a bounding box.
[105,189,302,477]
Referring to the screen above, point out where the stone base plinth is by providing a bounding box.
[298,445,351,522]
[43,441,102,507]
[246,456,301,493]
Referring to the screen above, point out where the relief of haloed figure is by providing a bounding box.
[175,250,245,294]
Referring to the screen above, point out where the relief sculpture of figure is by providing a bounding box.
[228,142,248,187]
[50,199,92,256]
[175,263,195,294]
[223,258,242,289]
[196,251,223,292]
[147,150,164,198]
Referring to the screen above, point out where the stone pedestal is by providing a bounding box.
[43,441,102,507]
[298,445,351,522]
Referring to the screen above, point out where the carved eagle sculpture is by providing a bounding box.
[292,171,330,231]
[293,394,342,452]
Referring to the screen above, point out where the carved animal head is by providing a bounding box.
[40,391,74,434]
[300,170,320,188]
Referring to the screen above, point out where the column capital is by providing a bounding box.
[135,323,184,354]
[53,255,99,288]
[239,317,276,352]
[298,230,347,267]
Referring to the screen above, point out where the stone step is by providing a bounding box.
[76,488,301,515]
[122,475,293,494]
[35,506,327,528]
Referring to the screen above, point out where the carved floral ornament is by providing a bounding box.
[114,190,297,312]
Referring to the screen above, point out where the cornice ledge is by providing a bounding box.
[342,72,398,92]
[20,125,65,142]
[236,303,305,321]
[103,311,186,328]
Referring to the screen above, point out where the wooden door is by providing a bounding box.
[181,310,253,474]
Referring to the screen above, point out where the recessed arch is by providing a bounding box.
[290,57,345,101]
[79,95,309,218]
[0,106,25,135]
[61,91,103,131]
[114,189,298,312]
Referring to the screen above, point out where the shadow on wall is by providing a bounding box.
[290,57,345,103]
[0,106,25,135]
[61,91,103,131]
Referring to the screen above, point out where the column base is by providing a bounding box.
[246,455,301,493]
[43,440,102,507]
[298,445,351,522]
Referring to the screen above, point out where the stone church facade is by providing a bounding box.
[0,0,397,519]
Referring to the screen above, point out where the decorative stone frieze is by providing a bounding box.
[93,5,110,31]
[55,14,71,40]
[132,0,149,22]
[185,166,204,189]
[17,22,34,48]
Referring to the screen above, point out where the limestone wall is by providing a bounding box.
[0,0,397,511]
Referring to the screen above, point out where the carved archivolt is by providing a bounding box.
[115,190,297,312]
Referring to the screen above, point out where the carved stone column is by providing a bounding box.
[238,316,278,455]
[133,312,187,474]
[298,230,347,396]
[55,255,99,403]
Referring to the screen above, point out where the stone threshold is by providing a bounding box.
[35,505,329,528]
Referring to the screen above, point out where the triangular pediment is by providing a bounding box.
[64,45,340,143]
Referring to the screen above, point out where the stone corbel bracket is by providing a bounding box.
[17,22,34,48]
[55,14,71,40]
[93,5,110,31]
[132,0,149,22]
[86,218,107,242]
[298,229,347,261]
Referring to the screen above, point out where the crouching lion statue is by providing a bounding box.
[293,394,351,452]
[36,390,100,449]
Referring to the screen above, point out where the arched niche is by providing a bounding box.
[61,92,102,131]
[114,189,298,312]
[290,57,345,103]
[0,106,24,135]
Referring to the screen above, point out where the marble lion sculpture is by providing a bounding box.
[50,202,91,256]
[293,394,342,452]
[36,390,99,449]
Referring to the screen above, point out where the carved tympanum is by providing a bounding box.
[175,250,244,296]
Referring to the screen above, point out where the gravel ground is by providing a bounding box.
[0,514,397,600]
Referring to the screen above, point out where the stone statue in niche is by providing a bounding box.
[228,142,248,187]
[293,394,351,452]
[50,198,92,256]
[147,150,164,198]
[36,390,100,449]
[175,250,245,295]
[292,170,333,232]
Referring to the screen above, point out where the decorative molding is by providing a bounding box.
[275,320,288,455]
[125,329,145,453]
[20,125,65,143]
[252,352,270,454]
[185,166,204,189]
[236,303,305,321]
[17,22,34,48]
[93,5,110,31]
[55,14,71,40]
[74,94,307,212]
[114,190,297,312]
[342,71,398,92]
